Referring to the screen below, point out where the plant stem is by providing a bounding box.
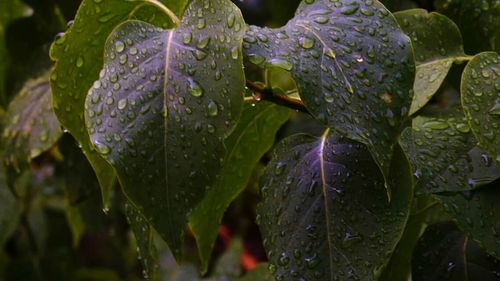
[129,0,180,25]
[245,80,310,114]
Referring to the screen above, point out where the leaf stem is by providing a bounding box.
[245,80,310,114]
[129,0,180,25]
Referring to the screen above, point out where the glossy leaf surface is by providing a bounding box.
[412,222,500,281]
[49,0,188,207]
[401,115,500,258]
[189,102,290,271]
[85,0,246,258]
[242,0,415,182]
[257,131,413,280]
[461,52,500,162]
[1,71,62,168]
[394,9,467,114]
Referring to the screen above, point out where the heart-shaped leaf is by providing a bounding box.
[257,131,413,280]
[242,0,415,184]
[394,9,469,114]
[412,222,500,281]
[84,0,246,259]
[400,114,500,258]
[461,52,500,163]
[49,0,188,208]
[1,70,62,169]
[189,102,290,271]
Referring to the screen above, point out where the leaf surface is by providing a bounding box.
[461,52,500,162]
[400,114,500,258]
[257,131,413,280]
[394,9,467,114]
[412,222,500,281]
[189,102,290,271]
[49,0,188,208]
[1,70,62,169]
[242,0,415,183]
[85,0,246,258]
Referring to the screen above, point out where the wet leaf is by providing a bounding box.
[400,114,500,258]
[394,9,468,114]
[461,52,500,163]
[49,0,188,208]
[1,70,62,169]
[257,130,413,280]
[435,0,500,53]
[242,0,415,186]
[0,161,21,246]
[125,203,157,280]
[189,102,290,271]
[412,222,500,281]
[85,0,246,259]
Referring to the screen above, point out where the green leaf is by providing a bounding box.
[380,195,451,280]
[85,0,246,259]
[238,264,275,281]
[379,0,417,12]
[400,114,500,258]
[412,222,500,281]
[461,52,500,163]
[257,130,413,280]
[394,9,469,115]
[125,202,157,280]
[0,162,21,246]
[1,70,62,169]
[435,0,500,53]
[49,0,188,208]
[242,0,415,186]
[189,102,290,271]
[0,0,29,106]
[64,197,86,248]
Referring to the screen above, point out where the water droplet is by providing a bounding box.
[455,123,470,133]
[188,80,203,97]
[489,101,500,115]
[76,56,84,67]
[227,13,236,28]
[274,162,286,175]
[299,36,315,49]
[118,98,128,110]
[196,36,211,49]
[341,3,360,15]
[115,40,125,53]
[267,58,293,71]
[207,100,218,116]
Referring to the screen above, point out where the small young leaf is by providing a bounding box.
[1,70,62,169]
[125,203,157,280]
[189,102,290,271]
[394,9,468,114]
[242,0,415,185]
[85,0,246,259]
[412,222,500,281]
[49,0,188,208]
[461,52,500,162]
[400,114,500,258]
[257,131,413,280]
